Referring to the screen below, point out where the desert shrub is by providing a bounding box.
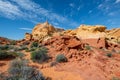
[39,46,48,52]
[56,54,67,63]
[0,50,24,60]
[85,45,91,50]
[0,45,9,50]
[19,46,28,51]
[31,47,48,63]
[112,77,120,80]
[10,40,16,45]
[16,52,25,59]
[25,49,30,52]
[29,47,37,51]
[50,62,57,67]
[0,50,16,60]
[30,42,39,48]
[0,50,9,59]
[106,53,112,58]
[2,59,46,80]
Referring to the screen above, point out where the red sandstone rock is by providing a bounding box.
[82,37,106,48]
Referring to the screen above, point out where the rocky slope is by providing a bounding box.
[1,21,119,80]
[63,25,106,39]
[106,28,120,43]
[25,22,120,44]
[0,37,11,44]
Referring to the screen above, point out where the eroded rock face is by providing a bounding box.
[62,25,107,40]
[32,21,64,42]
[0,37,10,44]
[106,28,120,43]
[82,38,106,48]
[43,35,103,61]
[75,25,106,39]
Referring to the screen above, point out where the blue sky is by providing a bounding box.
[0,0,120,40]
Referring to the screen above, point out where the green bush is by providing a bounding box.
[29,47,37,52]
[85,45,91,50]
[25,49,30,52]
[30,42,39,48]
[0,51,9,59]
[0,50,24,60]
[10,40,16,45]
[31,47,48,63]
[0,45,9,50]
[112,77,120,80]
[56,54,67,63]
[50,62,57,67]
[19,46,28,51]
[106,53,112,58]
[0,50,16,60]
[16,52,25,59]
[2,59,46,80]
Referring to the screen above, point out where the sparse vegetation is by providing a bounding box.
[15,52,25,59]
[56,54,67,63]
[50,62,57,67]
[10,40,16,45]
[0,49,25,60]
[0,45,9,50]
[112,77,120,80]
[0,50,16,60]
[19,45,28,51]
[31,47,48,63]
[1,59,45,80]
[106,53,112,58]
[30,42,39,48]
[85,45,91,50]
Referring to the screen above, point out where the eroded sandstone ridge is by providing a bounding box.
[25,21,120,45]
[63,25,106,39]
[1,21,120,80]
[25,21,64,42]
[106,28,120,43]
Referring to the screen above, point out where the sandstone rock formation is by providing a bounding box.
[32,21,64,42]
[74,25,106,39]
[24,21,120,47]
[0,37,10,44]
[106,28,120,43]
[43,35,100,61]
[82,38,106,48]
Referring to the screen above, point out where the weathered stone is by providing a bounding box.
[32,21,64,42]
[82,37,106,48]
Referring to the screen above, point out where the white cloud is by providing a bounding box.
[0,0,22,19]
[115,0,120,3]
[88,10,92,14]
[19,28,32,30]
[12,0,68,23]
[108,12,115,16]
[97,0,120,17]
[69,3,75,8]
[0,0,78,28]
[98,4,103,8]
[77,6,81,11]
